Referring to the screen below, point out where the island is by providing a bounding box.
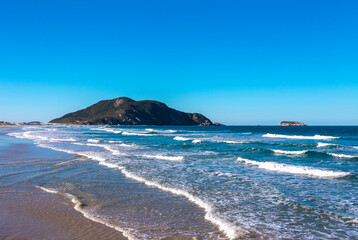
[278,121,307,126]
[50,97,214,126]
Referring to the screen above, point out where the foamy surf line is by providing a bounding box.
[145,128,177,133]
[174,136,244,144]
[173,136,202,143]
[7,131,77,143]
[317,142,337,147]
[271,149,308,155]
[36,186,136,240]
[263,133,340,140]
[141,154,184,161]
[237,157,350,178]
[91,128,122,134]
[328,153,358,159]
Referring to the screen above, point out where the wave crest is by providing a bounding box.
[317,142,336,147]
[328,153,358,159]
[237,157,350,178]
[271,149,308,155]
[263,133,339,140]
[141,154,184,161]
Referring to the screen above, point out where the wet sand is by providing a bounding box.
[0,187,127,240]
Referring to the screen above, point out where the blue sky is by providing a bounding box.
[0,0,357,125]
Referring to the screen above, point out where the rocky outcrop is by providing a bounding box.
[278,121,306,126]
[0,121,16,126]
[50,97,214,126]
[214,122,225,126]
[0,121,45,127]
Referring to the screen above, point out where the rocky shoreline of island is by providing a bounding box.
[278,121,307,126]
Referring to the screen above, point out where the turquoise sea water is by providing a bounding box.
[4,126,358,239]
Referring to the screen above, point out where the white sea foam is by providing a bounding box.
[317,142,336,147]
[36,186,136,240]
[263,133,339,140]
[7,132,27,139]
[174,136,190,141]
[79,153,107,161]
[94,128,122,134]
[119,169,245,239]
[353,147,358,150]
[174,136,202,143]
[107,140,123,143]
[271,149,308,155]
[8,131,77,143]
[203,151,217,155]
[87,139,100,143]
[165,130,177,133]
[122,131,155,136]
[89,143,124,156]
[37,186,59,194]
[224,141,245,144]
[119,143,137,148]
[145,128,176,133]
[46,128,57,131]
[141,154,184,161]
[328,153,357,159]
[174,136,244,145]
[237,157,350,178]
[214,172,235,177]
[49,138,77,142]
[106,140,137,148]
[8,131,48,141]
[99,161,125,170]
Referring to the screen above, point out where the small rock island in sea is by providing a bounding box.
[50,97,216,126]
[278,121,307,126]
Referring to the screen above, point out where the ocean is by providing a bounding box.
[4,125,358,239]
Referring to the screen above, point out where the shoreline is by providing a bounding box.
[0,128,128,240]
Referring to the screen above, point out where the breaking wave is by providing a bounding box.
[317,142,337,148]
[145,128,177,133]
[263,133,339,140]
[122,131,155,137]
[174,136,243,144]
[271,149,308,155]
[140,154,184,161]
[328,153,358,159]
[173,136,202,143]
[237,157,350,178]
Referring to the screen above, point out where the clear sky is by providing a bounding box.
[0,0,357,125]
